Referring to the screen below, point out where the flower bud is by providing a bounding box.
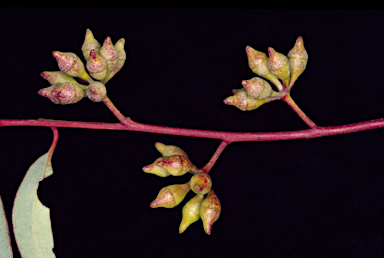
[150,182,190,208]
[40,71,79,85]
[245,46,283,91]
[86,81,107,102]
[224,89,267,111]
[267,47,290,87]
[155,142,188,157]
[86,49,109,81]
[104,38,126,84]
[287,36,308,88]
[100,36,118,73]
[190,172,212,195]
[81,28,101,62]
[155,155,197,176]
[179,194,204,234]
[200,189,221,235]
[142,157,171,177]
[52,51,93,83]
[38,82,85,105]
[241,77,273,100]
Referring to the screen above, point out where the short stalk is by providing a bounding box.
[201,141,230,173]
[282,93,317,129]
[102,96,129,126]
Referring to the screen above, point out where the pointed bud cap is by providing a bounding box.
[267,47,290,87]
[200,189,221,235]
[40,71,79,85]
[190,172,212,195]
[241,77,273,100]
[142,157,171,177]
[86,49,109,81]
[156,155,197,176]
[52,51,93,83]
[287,36,308,88]
[150,182,190,208]
[245,46,283,91]
[224,89,268,111]
[104,38,126,83]
[155,142,188,158]
[82,29,101,61]
[38,82,85,105]
[100,36,119,73]
[231,88,242,94]
[86,81,107,102]
[179,194,204,233]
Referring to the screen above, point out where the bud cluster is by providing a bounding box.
[142,142,198,177]
[38,29,126,104]
[143,143,221,235]
[224,36,308,111]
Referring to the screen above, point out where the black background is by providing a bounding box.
[0,8,383,257]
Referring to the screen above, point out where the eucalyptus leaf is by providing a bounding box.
[0,196,13,258]
[12,153,55,258]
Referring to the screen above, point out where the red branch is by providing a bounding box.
[1,117,384,142]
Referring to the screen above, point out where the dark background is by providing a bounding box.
[0,8,383,257]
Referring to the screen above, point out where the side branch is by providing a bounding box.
[201,141,230,173]
[282,94,317,128]
[1,117,384,142]
[102,96,129,126]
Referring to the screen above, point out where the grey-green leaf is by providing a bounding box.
[12,153,55,258]
[0,196,13,258]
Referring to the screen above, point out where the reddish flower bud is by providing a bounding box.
[224,89,267,111]
[155,155,197,176]
[150,182,190,208]
[104,38,126,84]
[81,28,101,62]
[52,51,93,83]
[190,172,212,195]
[155,142,188,158]
[179,194,204,234]
[86,49,109,81]
[241,77,273,100]
[100,36,118,73]
[287,36,308,88]
[38,82,85,105]
[86,81,107,102]
[142,157,171,177]
[267,47,290,87]
[245,46,283,91]
[200,189,221,235]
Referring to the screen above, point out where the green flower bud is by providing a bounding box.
[52,51,93,83]
[200,189,221,235]
[287,36,308,88]
[190,172,212,195]
[150,182,190,208]
[267,47,290,87]
[155,155,197,176]
[155,142,188,157]
[81,28,101,62]
[179,194,204,234]
[241,77,273,100]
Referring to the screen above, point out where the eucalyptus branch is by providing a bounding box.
[1,28,383,255]
[2,117,384,142]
